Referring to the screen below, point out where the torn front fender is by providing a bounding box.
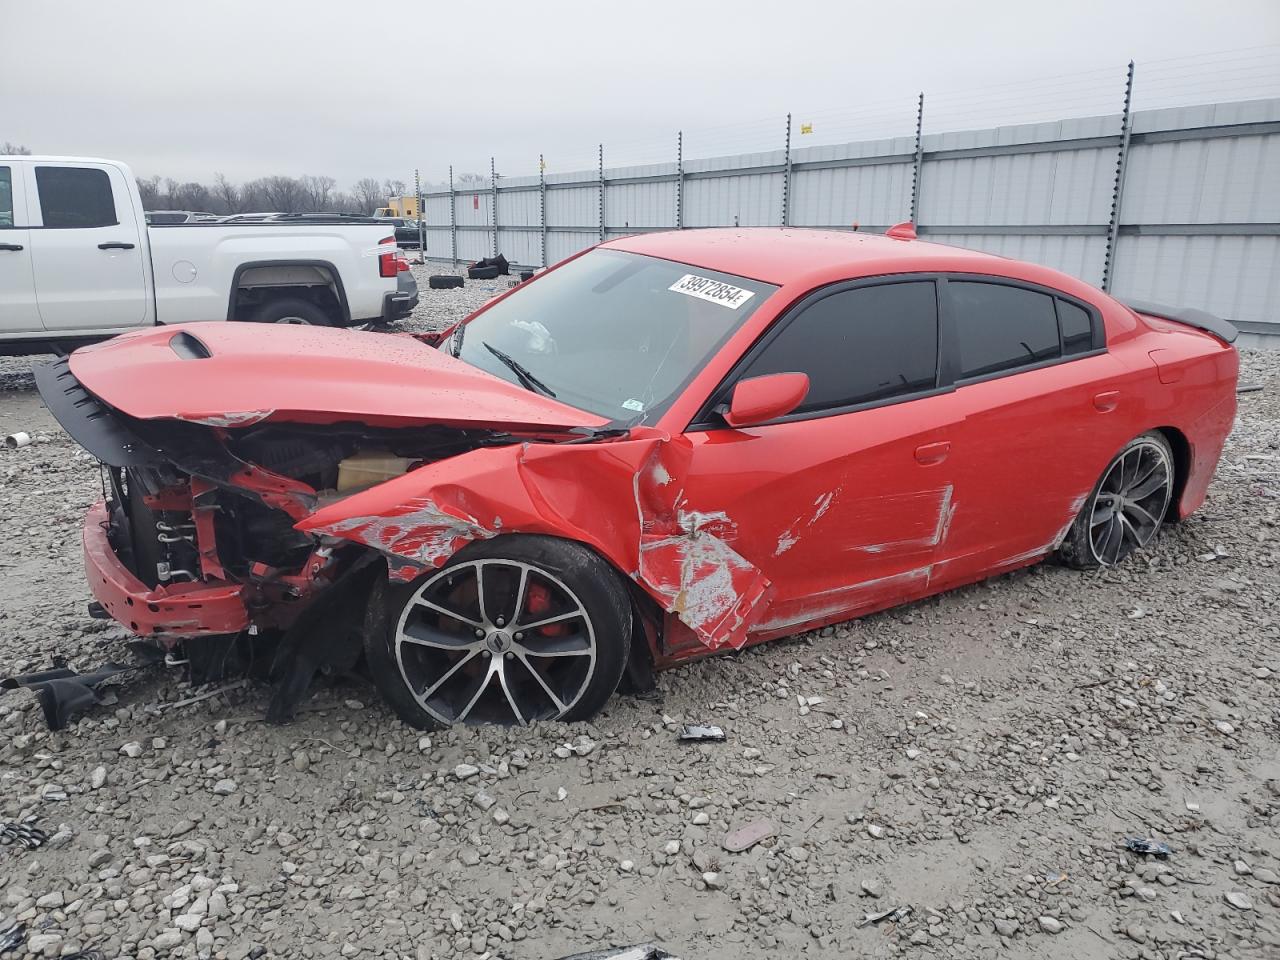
[296,431,772,651]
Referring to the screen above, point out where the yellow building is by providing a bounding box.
[373,196,421,218]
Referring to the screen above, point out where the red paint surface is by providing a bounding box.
[69,322,606,431]
[71,230,1238,661]
[82,502,249,638]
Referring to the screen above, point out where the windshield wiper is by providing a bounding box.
[448,322,466,357]
[482,342,557,398]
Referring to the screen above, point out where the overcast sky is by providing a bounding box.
[5,0,1278,190]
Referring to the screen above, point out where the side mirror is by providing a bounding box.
[724,372,810,428]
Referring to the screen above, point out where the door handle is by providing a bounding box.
[914,440,951,465]
[1093,390,1120,412]
[0,243,23,252]
[98,241,135,250]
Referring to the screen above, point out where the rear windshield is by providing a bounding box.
[454,249,777,423]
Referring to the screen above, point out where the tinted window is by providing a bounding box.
[741,282,939,414]
[1057,299,1095,355]
[35,167,116,228]
[952,282,1059,379]
[0,167,12,227]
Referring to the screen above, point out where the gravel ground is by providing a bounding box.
[0,273,1278,960]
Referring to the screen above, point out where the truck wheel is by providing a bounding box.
[251,298,333,326]
[366,535,632,729]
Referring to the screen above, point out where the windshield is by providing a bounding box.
[454,249,777,422]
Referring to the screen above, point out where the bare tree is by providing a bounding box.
[212,173,241,214]
[1,141,32,155]
[352,178,384,214]
[258,175,306,213]
[136,175,163,210]
[383,178,408,199]
[301,174,336,212]
[173,182,212,211]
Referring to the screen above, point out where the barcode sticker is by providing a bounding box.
[669,274,755,309]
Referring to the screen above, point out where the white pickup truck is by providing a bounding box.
[0,156,418,354]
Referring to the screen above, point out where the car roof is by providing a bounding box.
[603,228,1011,287]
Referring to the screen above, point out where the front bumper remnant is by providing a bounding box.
[83,501,250,639]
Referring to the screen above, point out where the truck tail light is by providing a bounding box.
[378,236,406,278]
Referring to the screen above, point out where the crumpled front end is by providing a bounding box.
[36,356,512,646]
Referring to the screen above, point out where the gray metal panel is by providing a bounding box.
[453,190,489,228]
[421,227,451,257]
[545,186,598,229]
[454,230,491,262]
[1110,234,1280,326]
[790,160,914,228]
[496,188,540,228]
[604,180,677,229]
[423,195,452,227]
[1120,132,1280,224]
[919,147,1116,226]
[494,229,541,266]
[684,172,783,227]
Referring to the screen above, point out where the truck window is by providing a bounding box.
[35,166,117,228]
[0,167,13,227]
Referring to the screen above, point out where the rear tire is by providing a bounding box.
[1058,431,1175,569]
[250,297,333,326]
[365,535,632,729]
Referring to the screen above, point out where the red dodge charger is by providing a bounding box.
[38,227,1239,727]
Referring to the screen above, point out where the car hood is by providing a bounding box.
[67,322,608,432]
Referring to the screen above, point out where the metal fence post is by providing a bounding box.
[539,153,547,268]
[490,156,498,258]
[782,113,792,227]
[910,93,925,224]
[1102,61,1135,293]
[449,165,457,266]
[598,144,605,243]
[414,168,424,257]
[676,131,684,229]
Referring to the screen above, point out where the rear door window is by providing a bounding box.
[950,281,1060,379]
[0,166,13,227]
[739,281,939,415]
[35,166,117,228]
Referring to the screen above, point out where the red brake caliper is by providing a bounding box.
[526,582,565,637]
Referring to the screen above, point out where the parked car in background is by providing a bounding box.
[145,210,218,225]
[37,228,1238,728]
[371,216,423,248]
[0,157,418,353]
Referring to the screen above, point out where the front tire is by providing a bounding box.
[1058,432,1174,569]
[366,536,632,729]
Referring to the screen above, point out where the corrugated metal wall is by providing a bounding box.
[417,96,1279,330]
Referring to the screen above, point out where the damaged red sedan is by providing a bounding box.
[37,228,1239,728]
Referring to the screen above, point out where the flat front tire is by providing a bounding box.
[1058,432,1175,569]
[365,535,632,729]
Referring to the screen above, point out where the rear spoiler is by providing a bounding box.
[1122,298,1238,345]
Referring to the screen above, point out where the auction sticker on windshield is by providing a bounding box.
[669,274,756,309]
